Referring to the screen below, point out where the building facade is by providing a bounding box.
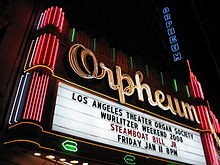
[0,0,219,164]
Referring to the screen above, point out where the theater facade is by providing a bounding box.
[0,0,219,165]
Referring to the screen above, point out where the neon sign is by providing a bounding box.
[124,155,136,165]
[62,140,78,152]
[68,44,200,124]
[162,7,182,62]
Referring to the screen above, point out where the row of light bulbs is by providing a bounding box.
[34,152,89,165]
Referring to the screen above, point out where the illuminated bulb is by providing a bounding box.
[82,163,88,165]
[59,158,66,162]
[64,162,73,165]
[70,160,79,164]
[34,152,41,156]
[46,155,55,159]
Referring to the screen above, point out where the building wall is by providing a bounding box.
[0,0,40,134]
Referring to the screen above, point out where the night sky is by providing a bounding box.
[55,0,220,120]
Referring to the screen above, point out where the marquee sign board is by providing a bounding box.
[52,82,206,164]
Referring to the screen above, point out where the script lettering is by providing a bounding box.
[68,44,200,124]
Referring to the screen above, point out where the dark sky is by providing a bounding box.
[181,0,220,119]
[159,0,220,119]
[56,0,220,120]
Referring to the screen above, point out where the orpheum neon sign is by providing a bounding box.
[68,44,200,124]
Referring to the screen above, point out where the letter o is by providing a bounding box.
[68,44,99,79]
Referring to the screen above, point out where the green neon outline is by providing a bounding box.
[62,140,78,152]
[124,154,136,165]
